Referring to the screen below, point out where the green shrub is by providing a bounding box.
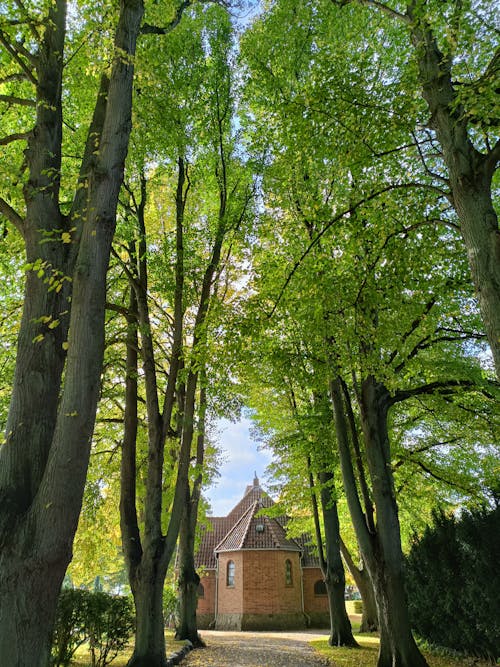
[87,592,135,667]
[51,588,134,667]
[51,589,88,667]
[354,600,363,615]
[405,506,500,659]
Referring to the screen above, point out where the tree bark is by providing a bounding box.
[318,471,358,647]
[329,375,428,667]
[339,538,378,633]
[407,0,500,378]
[128,559,169,667]
[358,376,428,667]
[0,1,144,664]
[176,385,207,647]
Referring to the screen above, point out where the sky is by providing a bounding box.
[205,416,274,516]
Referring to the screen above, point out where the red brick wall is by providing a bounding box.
[217,552,244,614]
[302,567,329,614]
[241,550,302,615]
[197,570,216,616]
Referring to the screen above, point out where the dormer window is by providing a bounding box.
[255,523,265,533]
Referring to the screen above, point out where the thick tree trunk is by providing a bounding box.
[359,376,427,667]
[318,471,357,647]
[408,3,500,378]
[128,561,168,667]
[330,375,428,667]
[0,1,144,663]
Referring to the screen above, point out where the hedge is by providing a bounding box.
[405,506,500,659]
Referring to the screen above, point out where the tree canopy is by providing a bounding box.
[0,1,498,665]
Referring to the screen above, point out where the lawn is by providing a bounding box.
[310,604,498,667]
[70,631,185,667]
[310,635,498,667]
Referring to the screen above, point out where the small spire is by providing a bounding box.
[253,472,259,487]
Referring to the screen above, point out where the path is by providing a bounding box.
[181,629,333,667]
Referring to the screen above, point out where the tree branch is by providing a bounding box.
[390,379,475,405]
[268,181,449,318]
[334,0,410,24]
[0,196,24,232]
[0,29,37,84]
[484,138,500,180]
[13,0,41,42]
[0,94,36,107]
[140,0,193,35]
[0,131,30,146]
[0,72,29,84]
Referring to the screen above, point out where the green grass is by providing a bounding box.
[310,635,498,667]
[70,631,185,667]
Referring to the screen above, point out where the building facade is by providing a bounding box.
[195,476,330,630]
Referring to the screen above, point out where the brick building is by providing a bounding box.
[195,476,330,630]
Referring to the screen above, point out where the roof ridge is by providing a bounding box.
[214,501,255,552]
[238,501,258,549]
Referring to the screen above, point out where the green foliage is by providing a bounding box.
[86,592,135,667]
[50,589,134,667]
[405,507,500,659]
[51,589,89,667]
[163,583,179,628]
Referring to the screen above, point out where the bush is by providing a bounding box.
[405,506,500,659]
[51,589,135,667]
[354,600,363,615]
[87,592,135,667]
[51,589,88,667]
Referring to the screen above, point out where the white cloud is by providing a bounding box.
[206,417,273,516]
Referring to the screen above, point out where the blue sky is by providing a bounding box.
[205,416,273,516]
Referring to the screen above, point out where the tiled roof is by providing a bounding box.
[226,480,274,523]
[195,517,233,570]
[215,501,302,553]
[195,477,320,570]
[294,533,321,567]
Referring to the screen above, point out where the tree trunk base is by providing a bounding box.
[126,654,168,667]
[328,632,359,648]
[174,630,206,648]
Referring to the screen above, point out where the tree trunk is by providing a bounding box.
[339,539,378,633]
[0,550,66,667]
[175,385,207,647]
[175,513,203,646]
[128,560,168,667]
[121,158,195,666]
[318,471,358,647]
[0,1,144,663]
[408,3,500,378]
[330,375,428,667]
[359,376,428,667]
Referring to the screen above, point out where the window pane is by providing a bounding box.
[314,579,327,595]
[227,560,235,586]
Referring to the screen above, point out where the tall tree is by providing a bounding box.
[336,0,500,376]
[117,8,254,663]
[0,1,145,663]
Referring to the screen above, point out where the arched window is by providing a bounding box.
[314,579,327,596]
[226,560,235,587]
[197,583,205,598]
[285,559,293,586]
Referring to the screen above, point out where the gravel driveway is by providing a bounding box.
[181,629,332,667]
